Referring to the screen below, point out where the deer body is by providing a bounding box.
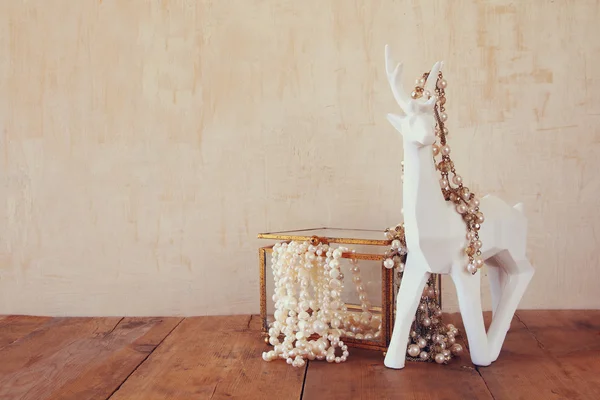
[383,45,534,369]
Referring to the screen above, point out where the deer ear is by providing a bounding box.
[386,113,405,134]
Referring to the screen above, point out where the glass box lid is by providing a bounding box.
[257,227,391,246]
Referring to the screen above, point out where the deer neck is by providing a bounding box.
[402,138,449,240]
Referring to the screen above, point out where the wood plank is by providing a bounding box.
[0,316,181,400]
[451,311,597,400]
[516,310,600,399]
[302,313,493,400]
[110,315,306,400]
[0,315,53,349]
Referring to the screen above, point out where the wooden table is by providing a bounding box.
[0,311,598,399]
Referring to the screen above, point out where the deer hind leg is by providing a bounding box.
[384,255,430,369]
[486,250,534,362]
[487,265,508,318]
[450,264,491,366]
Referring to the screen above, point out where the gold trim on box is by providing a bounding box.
[257,227,392,246]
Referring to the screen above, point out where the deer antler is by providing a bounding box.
[385,44,443,116]
[385,44,411,116]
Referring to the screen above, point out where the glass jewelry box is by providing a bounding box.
[257,227,442,353]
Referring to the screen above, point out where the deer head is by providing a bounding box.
[385,45,443,147]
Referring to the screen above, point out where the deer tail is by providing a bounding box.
[513,202,525,214]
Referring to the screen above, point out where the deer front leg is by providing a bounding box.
[450,263,491,366]
[384,255,430,369]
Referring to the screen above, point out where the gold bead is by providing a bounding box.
[438,160,453,172]
[411,91,419,99]
[264,336,270,344]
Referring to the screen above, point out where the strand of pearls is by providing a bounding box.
[263,240,381,367]
[412,72,485,275]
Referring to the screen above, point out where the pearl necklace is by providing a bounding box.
[412,71,485,275]
[262,241,382,367]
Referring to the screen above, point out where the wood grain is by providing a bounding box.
[110,315,306,400]
[451,311,599,400]
[516,310,600,400]
[0,315,53,349]
[302,313,492,400]
[1,312,599,399]
[0,317,181,400]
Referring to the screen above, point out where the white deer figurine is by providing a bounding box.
[383,45,535,369]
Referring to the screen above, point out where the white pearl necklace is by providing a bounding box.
[262,240,382,367]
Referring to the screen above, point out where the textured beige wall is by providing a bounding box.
[0,1,599,316]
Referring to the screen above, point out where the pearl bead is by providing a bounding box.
[456,204,467,214]
[461,188,470,201]
[419,351,429,360]
[466,231,476,240]
[384,258,395,269]
[470,198,480,208]
[416,77,425,86]
[473,240,482,249]
[441,145,451,156]
[467,263,477,274]
[440,178,449,189]
[437,79,447,89]
[432,144,440,156]
[313,320,327,335]
[408,344,421,357]
[417,338,427,348]
[452,175,463,185]
[435,353,446,364]
[440,112,448,122]
[442,349,451,357]
[329,269,339,279]
[422,318,432,327]
[476,213,485,223]
[451,344,463,355]
[326,354,335,363]
[474,258,484,268]
[391,239,401,249]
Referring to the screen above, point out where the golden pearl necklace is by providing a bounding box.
[412,71,485,275]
